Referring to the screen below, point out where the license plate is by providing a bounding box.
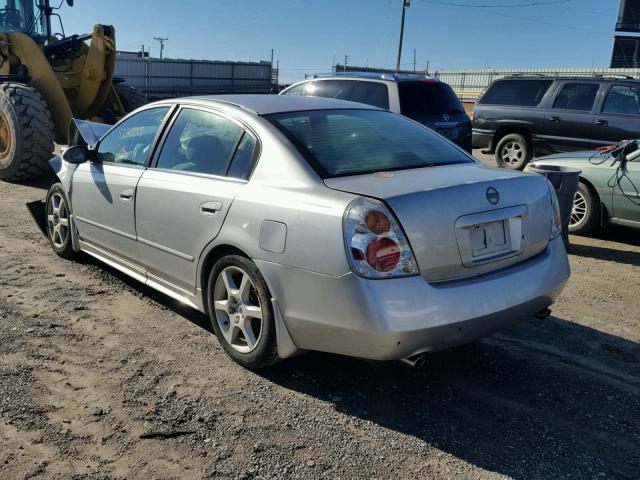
[470,220,510,258]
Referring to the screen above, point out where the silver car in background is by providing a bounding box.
[46,95,570,369]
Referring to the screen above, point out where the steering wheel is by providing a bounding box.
[0,8,24,31]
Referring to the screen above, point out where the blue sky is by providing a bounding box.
[60,0,621,83]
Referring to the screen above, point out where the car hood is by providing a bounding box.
[325,163,554,282]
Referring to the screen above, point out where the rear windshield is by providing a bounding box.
[398,81,465,115]
[478,79,553,107]
[282,80,390,109]
[266,109,473,178]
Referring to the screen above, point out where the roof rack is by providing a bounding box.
[311,71,435,81]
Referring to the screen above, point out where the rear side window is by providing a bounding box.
[553,83,599,111]
[602,85,640,115]
[155,108,243,176]
[227,133,257,180]
[398,81,464,115]
[478,79,552,107]
[283,80,389,109]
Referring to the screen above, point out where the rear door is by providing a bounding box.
[135,106,258,293]
[594,83,640,145]
[71,106,170,264]
[541,82,600,153]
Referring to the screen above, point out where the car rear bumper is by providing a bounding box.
[255,236,569,361]
[472,129,494,151]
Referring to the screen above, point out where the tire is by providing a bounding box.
[568,181,600,236]
[45,182,75,259]
[207,255,278,369]
[0,83,55,182]
[495,133,531,170]
[114,84,147,113]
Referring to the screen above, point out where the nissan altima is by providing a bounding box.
[46,95,570,369]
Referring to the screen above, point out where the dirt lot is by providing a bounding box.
[1,153,639,479]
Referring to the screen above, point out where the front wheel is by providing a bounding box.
[495,133,531,170]
[46,183,75,259]
[207,255,278,369]
[568,182,600,236]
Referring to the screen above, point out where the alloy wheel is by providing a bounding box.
[47,192,69,249]
[213,266,263,354]
[570,190,588,229]
[501,141,524,167]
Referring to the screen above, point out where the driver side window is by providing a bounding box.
[96,107,169,166]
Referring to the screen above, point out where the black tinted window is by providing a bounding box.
[96,107,169,165]
[478,79,552,107]
[267,109,472,178]
[398,81,464,115]
[553,83,599,111]
[156,109,243,176]
[283,80,389,109]
[602,85,640,115]
[227,133,256,179]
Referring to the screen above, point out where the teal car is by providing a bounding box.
[529,148,640,235]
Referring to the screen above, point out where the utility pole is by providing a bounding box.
[396,0,410,72]
[154,37,168,60]
[413,48,416,72]
[344,54,348,72]
[332,54,336,74]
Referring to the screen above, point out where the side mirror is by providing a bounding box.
[61,145,89,164]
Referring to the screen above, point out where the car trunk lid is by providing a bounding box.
[325,163,552,282]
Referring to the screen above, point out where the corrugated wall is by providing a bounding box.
[434,68,640,102]
[115,56,276,99]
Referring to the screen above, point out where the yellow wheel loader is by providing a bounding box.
[0,0,146,181]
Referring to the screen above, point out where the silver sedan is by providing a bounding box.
[47,95,570,369]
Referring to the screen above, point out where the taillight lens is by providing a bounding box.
[343,197,419,278]
[549,184,562,240]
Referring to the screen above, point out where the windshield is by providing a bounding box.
[398,81,465,116]
[0,0,40,34]
[267,109,473,178]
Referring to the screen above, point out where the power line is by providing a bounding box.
[422,0,572,7]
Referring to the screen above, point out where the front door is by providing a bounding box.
[135,106,258,293]
[71,106,170,265]
[612,158,640,228]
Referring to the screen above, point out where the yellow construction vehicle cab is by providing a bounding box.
[0,0,145,180]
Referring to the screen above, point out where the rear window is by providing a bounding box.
[282,80,389,109]
[266,109,472,178]
[398,81,464,115]
[478,79,553,107]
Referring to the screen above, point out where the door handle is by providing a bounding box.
[549,116,561,123]
[596,120,608,127]
[120,189,134,202]
[200,201,223,215]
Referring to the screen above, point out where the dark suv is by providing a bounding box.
[472,75,640,169]
[281,72,472,151]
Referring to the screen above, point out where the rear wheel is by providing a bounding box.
[495,133,531,170]
[0,83,55,181]
[207,255,278,369]
[568,182,600,236]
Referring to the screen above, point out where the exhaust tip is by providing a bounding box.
[534,308,552,320]
[400,354,427,368]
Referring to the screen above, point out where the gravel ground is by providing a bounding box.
[0,153,639,479]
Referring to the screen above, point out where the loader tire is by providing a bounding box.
[0,83,55,182]
[115,84,147,113]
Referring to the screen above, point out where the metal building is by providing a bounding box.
[115,52,278,100]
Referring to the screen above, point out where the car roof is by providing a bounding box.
[182,94,381,115]
[499,75,640,83]
[308,71,438,82]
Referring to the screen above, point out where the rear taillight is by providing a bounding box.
[343,197,419,278]
[469,110,474,127]
[549,184,562,240]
